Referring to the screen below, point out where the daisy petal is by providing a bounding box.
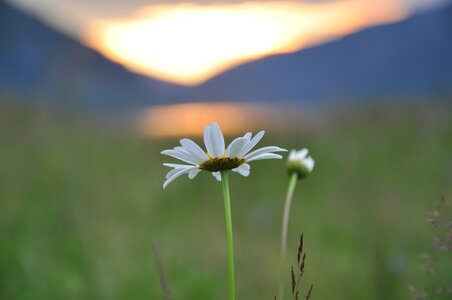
[165,168,180,179]
[233,163,250,176]
[188,168,201,179]
[163,163,198,179]
[212,172,222,181]
[180,138,209,162]
[210,122,225,157]
[203,124,215,158]
[289,149,297,160]
[295,148,309,160]
[163,166,197,189]
[161,149,201,165]
[246,153,282,162]
[163,163,193,168]
[304,156,315,171]
[226,136,241,156]
[226,137,249,157]
[238,130,265,156]
[243,132,252,140]
[174,146,189,153]
[244,146,287,160]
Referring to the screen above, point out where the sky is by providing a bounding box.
[7,0,449,85]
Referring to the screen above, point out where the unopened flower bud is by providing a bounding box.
[287,148,315,179]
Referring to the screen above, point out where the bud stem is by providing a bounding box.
[279,172,299,300]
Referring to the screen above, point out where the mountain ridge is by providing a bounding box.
[188,2,452,103]
[0,0,189,111]
[1,0,451,112]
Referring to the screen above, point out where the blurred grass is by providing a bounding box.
[0,102,451,300]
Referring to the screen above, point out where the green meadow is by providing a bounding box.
[1,102,451,300]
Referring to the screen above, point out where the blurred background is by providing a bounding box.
[0,0,451,299]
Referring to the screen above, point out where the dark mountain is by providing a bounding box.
[1,1,451,112]
[0,0,188,111]
[189,3,452,103]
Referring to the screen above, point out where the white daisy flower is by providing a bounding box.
[287,148,315,179]
[161,122,287,188]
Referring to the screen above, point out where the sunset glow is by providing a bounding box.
[138,102,322,138]
[139,103,272,138]
[86,1,407,85]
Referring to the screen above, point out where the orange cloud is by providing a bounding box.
[85,0,407,86]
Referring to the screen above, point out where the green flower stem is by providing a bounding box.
[221,171,235,300]
[279,172,299,300]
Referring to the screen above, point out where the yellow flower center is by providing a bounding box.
[199,157,246,172]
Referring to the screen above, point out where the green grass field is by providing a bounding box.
[1,102,451,300]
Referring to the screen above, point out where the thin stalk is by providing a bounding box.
[221,171,235,300]
[279,173,299,300]
[152,241,171,300]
